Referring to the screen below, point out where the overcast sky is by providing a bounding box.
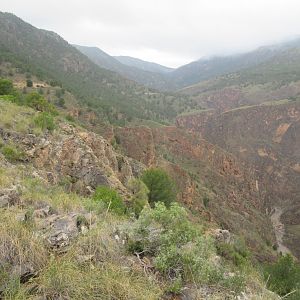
[1,0,300,67]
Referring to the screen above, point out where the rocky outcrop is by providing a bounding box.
[1,123,145,198]
[212,229,232,244]
[43,213,84,251]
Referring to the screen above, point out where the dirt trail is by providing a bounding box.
[270,207,291,254]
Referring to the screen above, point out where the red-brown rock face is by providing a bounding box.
[115,126,156,167]
[176,101,300,258]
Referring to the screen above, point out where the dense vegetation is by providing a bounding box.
[92,186,126,215]
[0,78,14,94]
[141,168,176,208]
[127,178,149,216]
[0,143,25,162]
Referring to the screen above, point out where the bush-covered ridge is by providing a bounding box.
[0,90,282,299]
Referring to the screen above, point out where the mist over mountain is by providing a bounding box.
[75,38,300,91]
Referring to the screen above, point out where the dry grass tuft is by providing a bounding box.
[0,209,48,294]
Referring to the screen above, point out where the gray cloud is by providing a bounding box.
[1,0,300,67]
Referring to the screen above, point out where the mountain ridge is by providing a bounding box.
[114,55,174,73]
[76,37,300,92]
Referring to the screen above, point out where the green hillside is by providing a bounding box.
[74,45,173,91]
[0,12,200,125]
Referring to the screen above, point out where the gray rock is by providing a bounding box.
[0,187,21,208]
[45,214,79,251]
[0,195,9,208]
[47,232,70,249]
[33,205,53,218]
[212,229,232,244]
[76,254,94,264]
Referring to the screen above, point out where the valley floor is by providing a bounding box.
[270,207,291,255]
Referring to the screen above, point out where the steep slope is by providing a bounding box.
[74,45,172,91]
[170,47,281,89]
[0,10,298,300]
[180,45,300,112]
[2,68,278,261]
[176,100,300,259]
[109,125,277,260]
[114,55,174,73]
[173,38,300,91]
[0,12,196,124]
[0,88,281,299]
[73,44,125,73]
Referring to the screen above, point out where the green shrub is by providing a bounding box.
[0,78,14,95]
[141,168,176,208]
[49,80,62,87]
[34,112,55,131]
[1,144,26,162]
[203,195,210,208]
[125,202,229,287]
[216,237,251,267]
[0,94,18,103]
[25,92,57,114]
[166,277,183,294]
[264,254,300,299]
[92,186,126,215]
[128,178,149,216]
[26,79,33,87]
[55,98,65,108]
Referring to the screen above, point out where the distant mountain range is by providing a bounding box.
[0,12,196,124]
[73,44,170,90]
[75,38,300,92]
[114,56,174,73]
